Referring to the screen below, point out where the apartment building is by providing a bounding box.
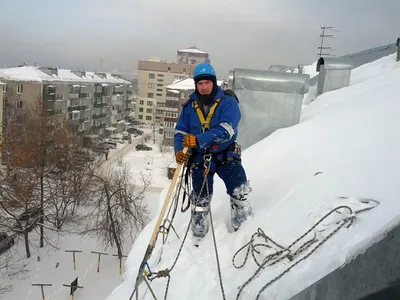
[0,65,133,139]
[163,78,224,145]
[177,47,210,65]
[0,80,5,162]
[136,59,194,125]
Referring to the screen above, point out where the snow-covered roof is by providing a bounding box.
[165,78,223,91]
[0,66,130,85]
[177,47,208,55]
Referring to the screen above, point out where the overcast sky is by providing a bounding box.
[0,0,399,77]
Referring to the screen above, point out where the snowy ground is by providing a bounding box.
[0,128,174,300]
[105,53,400,300]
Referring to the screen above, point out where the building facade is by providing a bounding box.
[0,66,134,140]
[136,59,194,125]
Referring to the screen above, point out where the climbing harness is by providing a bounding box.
[232,199,380,300]
[193,98,221,131]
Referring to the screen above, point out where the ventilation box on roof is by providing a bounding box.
[316,57,354,96]
[232,68,310,150]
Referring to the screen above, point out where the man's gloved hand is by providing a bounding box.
[182,134,197,148]
[176,150,189,165]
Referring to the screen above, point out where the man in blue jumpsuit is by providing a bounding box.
[174,63,252,239]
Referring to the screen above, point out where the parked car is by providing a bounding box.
[135,144,153,151]
[102,140,117,149]
[109,137,124,144]
[73,149,96,162]
[127,127,143,135]
[13,207,43,234]
[122,132,131,140]
[0,232,16,254]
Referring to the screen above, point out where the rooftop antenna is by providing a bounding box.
[318,26,339,57]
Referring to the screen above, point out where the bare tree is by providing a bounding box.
[83,163,150,258]
[1,95,91,248]
[46,157,95,230]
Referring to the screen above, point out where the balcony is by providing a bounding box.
[44,93,56,101]
[68,106,86,112]
[92,113,107,119]
[93,102,106,108]
[67,119,79,126]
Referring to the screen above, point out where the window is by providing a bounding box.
[17,84,23,94]
[149,73,155,79]
[139,108,143,112]
[164,121,176,128]
[78,123,84,132]
[157,79,163,82]
[148,83,155,88]
[139,100,144,105]
[165,112,178,118]
[174,76,185,80]
[157,84,163,87]
[147,93,154,98]
[146,108,152,113]
[2,85,5,92]
[71,111,80,120]
[56,94,64,100]
[16,100,23,109]
[146,101,153,106]
[165,132,174,138]
[168,67,171,71]
[183,68,187,73]
[157,74,164,77]
[157,89,163,92]
[181,93,187,99]
[146,116,152,121]
[138,115,143,119]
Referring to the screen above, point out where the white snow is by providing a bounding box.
[166,78,224,91]
[0,129,174,300]
[105,53,400,300]
[2,52,399,300]
[178,47,208,55]
[0,66,130,84]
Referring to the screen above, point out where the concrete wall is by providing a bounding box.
[290,223,400,300]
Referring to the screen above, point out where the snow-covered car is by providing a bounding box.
[0,232,16,254]
[13,207,43,234]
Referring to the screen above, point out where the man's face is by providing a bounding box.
[196,80,213,95]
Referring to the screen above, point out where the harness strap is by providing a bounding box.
[193,98,221,131]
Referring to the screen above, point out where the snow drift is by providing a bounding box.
[106,53,400,300]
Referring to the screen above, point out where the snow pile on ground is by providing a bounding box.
[0,132,174,300]
[106,53,400,300]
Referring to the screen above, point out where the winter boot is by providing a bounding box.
[191,204,210,238]
[190,192,211,239]
[231,181,252,231]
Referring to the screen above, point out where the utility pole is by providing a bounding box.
[318,26,335,57]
